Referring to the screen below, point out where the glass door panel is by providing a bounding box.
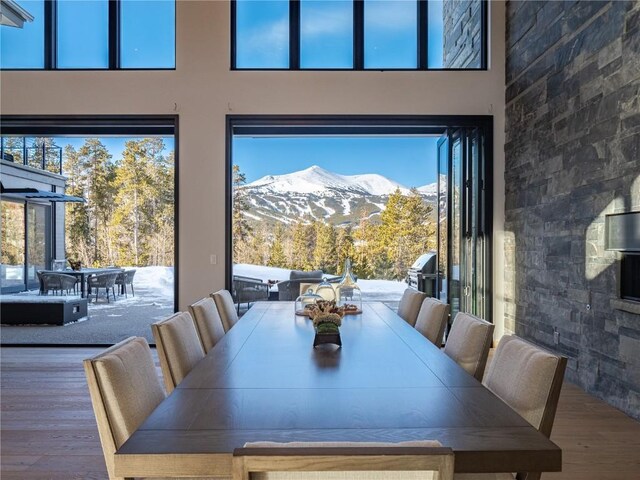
[26,203,50,289]
[437,134,448,303]
[449,133,463,320]
[1,201,26,291]
[440,127,490,326]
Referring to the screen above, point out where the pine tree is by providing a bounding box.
[267,223,287,267]
[290,221,314,270]
[75,139,115,266]
[2,137,24,163]
[335,226,356,274]
[232,164,252,261]
[313,222,337,274]
[110,139,157,266]
[62,145,92,265]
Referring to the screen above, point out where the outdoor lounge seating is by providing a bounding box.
[87,272,119,303]
[276,270,324,301]
[232,275,269,312]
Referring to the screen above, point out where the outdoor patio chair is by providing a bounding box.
[232,275,269,313]
[39,272,78,295]
[88,272,119,303]
[115,269,136,298]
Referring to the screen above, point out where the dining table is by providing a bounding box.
[39,267,123,298]
[115,301,562,478]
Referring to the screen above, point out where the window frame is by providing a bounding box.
[1,0,176,71]
[231,0,488,71]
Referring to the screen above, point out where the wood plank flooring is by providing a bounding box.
[1,347,639,480]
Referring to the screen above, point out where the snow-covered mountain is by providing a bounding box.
[240,165,437,226]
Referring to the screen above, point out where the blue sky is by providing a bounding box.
[233,136,440,187]
[237,0,445,69]
[50,137,174,164]
[1,0,174,69]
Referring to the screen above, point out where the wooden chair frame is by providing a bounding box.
[233,446,454,480]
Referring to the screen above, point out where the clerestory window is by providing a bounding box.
[232,0,487,70]
[1,0,175,70]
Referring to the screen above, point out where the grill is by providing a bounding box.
[407,252,437,297]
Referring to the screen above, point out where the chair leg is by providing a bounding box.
[130,283,134,297]
[106,288,110,303]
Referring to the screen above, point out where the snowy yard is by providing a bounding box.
[234,263,407,302]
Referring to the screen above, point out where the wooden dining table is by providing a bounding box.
[115,302,562,478]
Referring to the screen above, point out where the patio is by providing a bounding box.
[0,266,173,345]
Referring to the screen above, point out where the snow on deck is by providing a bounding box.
[234,263,406,302]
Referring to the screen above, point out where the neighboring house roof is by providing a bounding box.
[0,183,85,203]
[0,0,34,28]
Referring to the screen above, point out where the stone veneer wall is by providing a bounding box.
[443,0,483,68]
[504,0,640,420]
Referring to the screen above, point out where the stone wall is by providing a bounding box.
[443,0,483,68]
[504,0,640,419]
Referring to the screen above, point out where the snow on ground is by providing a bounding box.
[4,266,174,310]
[234,263,406,301]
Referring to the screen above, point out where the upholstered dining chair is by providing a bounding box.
[414,297,450,347]
[83,337,166,480]
[443,312,494,381]
[454,336,567,480]
[189,297,226,353]
[233,441,454,480]
[397,288,428,326]
[212,289,240,332]
[152,311,206,394]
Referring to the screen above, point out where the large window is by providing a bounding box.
[232,0,487,70]
[0,0,175,70]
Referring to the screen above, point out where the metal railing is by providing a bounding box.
[0,139,63,175]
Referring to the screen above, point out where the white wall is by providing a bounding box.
[1,0,506,335]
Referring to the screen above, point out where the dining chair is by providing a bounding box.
[454,336,567,480]
[188,296,226,353]
[234,440,454,480]
[212,289,240,332]
[152,311,205,393]
[83,337,166,480]
[414,297,450,347]
[397,288,428,326]
[443,312,494,381]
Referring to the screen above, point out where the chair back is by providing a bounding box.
[125,269,136,283]
[397,288,428,326]
[414,298,450,346]
[484,335,567,437]
[189,297,226,353]
[40,272,63,290]
[152,311,205,393]
[57,273,78,291]
[443,312,494,381]
[233,441,453,480]
[212,289,240,332]
[83,337,165,479]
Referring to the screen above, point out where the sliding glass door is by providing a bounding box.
[437,127,491,323]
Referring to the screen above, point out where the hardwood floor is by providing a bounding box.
[1,347,639,480]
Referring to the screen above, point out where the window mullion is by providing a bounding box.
[354,0,363,70]
[290,0,300,69]
[418,0,427,69]
[44,0,57,69]
[109,0,121,69]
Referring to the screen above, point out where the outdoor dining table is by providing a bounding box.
[115,301,562,478]
[39,267,123,298]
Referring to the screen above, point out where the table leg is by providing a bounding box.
[80,273,86,298]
